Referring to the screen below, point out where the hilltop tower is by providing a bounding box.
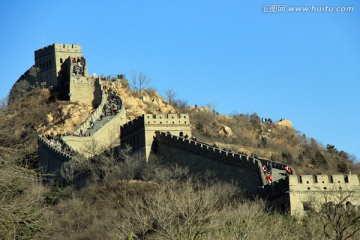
[120,114,192,160]
[34,43,84,89]
[34,43,98,106]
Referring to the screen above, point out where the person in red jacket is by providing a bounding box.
[285,165,292,175]
[265,172,272,184]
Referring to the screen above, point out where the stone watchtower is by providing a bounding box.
[34,43,83,89]
[34,43,98,106]
[120,114,192,160]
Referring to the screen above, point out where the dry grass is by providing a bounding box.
[183,107,359,175]
[1,84,360,239]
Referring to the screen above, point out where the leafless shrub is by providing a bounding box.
[119,78,131,89]
[306,189,360,240]
[0,158,50,239]
[165,89,176,104]
[144,87,158,98]
[131,71,151,97]
[118,179,239,239]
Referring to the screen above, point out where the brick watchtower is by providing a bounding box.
[34,43,83,89]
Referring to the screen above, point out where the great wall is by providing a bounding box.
[31,43,360,217]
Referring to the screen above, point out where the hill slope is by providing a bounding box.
[1,78,360,239]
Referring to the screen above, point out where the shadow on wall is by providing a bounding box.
[57,58,71,100]
[92,79,102,108]
[148,147,262,198]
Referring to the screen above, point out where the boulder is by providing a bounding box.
[275,119,293,129]
[218,124,233,137]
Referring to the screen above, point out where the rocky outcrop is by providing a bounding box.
[188,105,212,113]
[218,124,233,137]
[39,102,93,136]
[275,119,293,129]
[110,81,176,121]
[8,66,41,105]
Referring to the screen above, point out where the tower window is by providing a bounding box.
[60,58,63,63]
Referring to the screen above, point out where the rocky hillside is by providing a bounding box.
[8,66,41,105]
[1,77,360,240]
[107,80,176,121]
[1,78,359,176]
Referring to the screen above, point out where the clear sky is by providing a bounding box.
[1,0,359,161]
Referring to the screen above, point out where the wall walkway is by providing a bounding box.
[38,80,126,177]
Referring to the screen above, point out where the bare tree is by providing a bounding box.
[0,158,49,239]
[308,187,360,240]
[117,179,238,239]
[165,89,176,104]
[131,71,151,96]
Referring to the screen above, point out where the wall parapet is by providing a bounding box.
[62,84,126,157]
[258,157,292,172]
[62,107,126,157]
[289,174,359,185]
[121,114,190,137]
[144,113,190,125]
[156,131,261,174]
[38,136,74,161]
[120,115,145,135]
[259,177,290,199]
[73,81,107,136]
[35,43,82,59]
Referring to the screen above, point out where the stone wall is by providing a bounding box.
[38,136,72,182]
[258,177,290,212]
[289,174,360,216]
[73,83,107,136]
[69,76,101,107]
[120,114,192,160]
[155,132,263,195]
[38,61,126,176]
[258,157,292,173]
[62,104,126,157]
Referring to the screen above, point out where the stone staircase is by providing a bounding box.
[61,83,126,157]
[38,80,126,167]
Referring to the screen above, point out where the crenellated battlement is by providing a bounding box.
[34,43,84,90]
[143,113,190,125]
[289,174,359,185]
[156,131,260,172]
[35,43,81,59]
[33,43,360,217]
[121,114,190,136]
[38,136,74,161]
[155,131,265,194]
[288,174,360,216]
[120,115,146,134]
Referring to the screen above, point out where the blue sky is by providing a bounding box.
[1,0,359,161]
